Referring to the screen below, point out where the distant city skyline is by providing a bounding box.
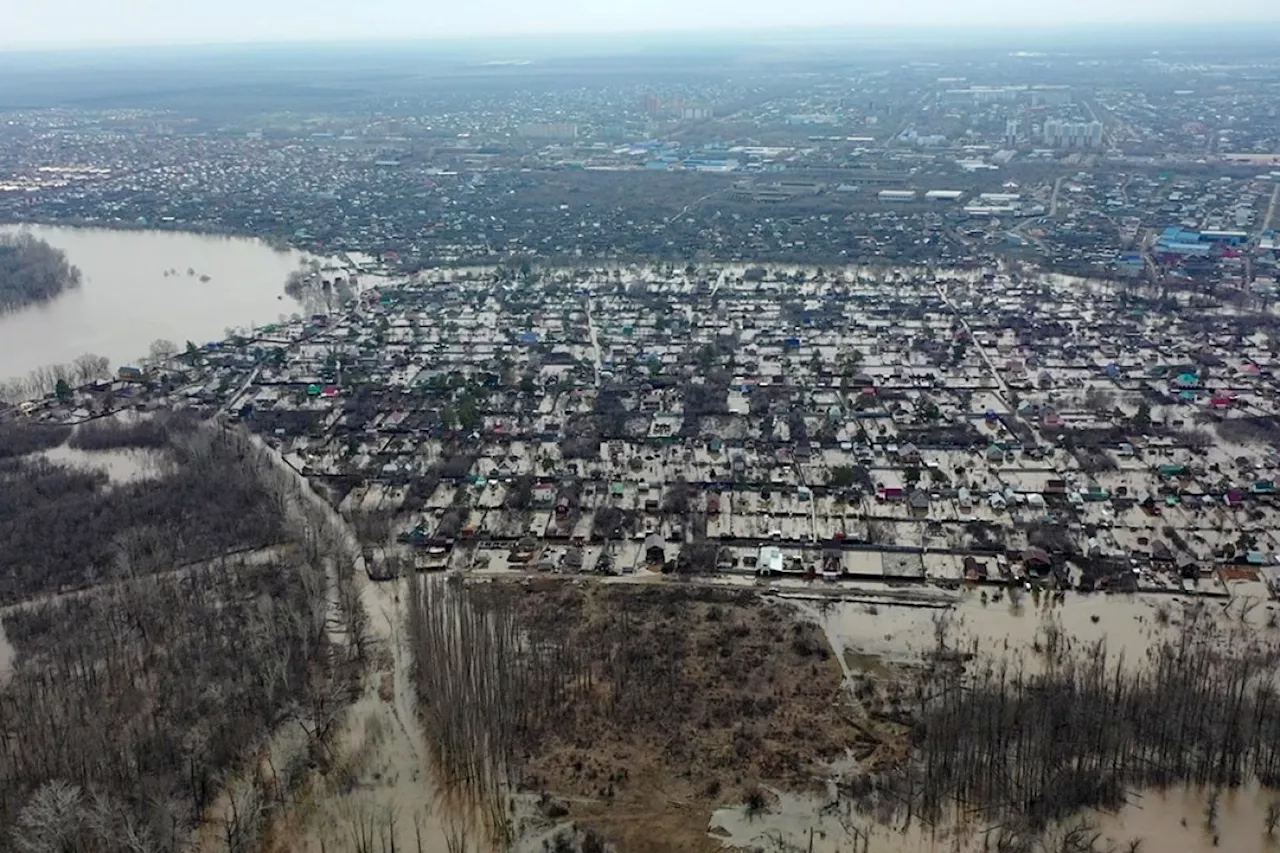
[5,0,1280,49]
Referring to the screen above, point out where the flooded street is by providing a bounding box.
[0,224,311,380]
[244,435,472,853]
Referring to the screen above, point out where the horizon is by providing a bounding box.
[6,2,1280,52]
[3,22,1280,59]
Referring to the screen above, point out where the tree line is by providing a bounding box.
[0,354,111,404]
[0,234,81,312]
[68,417,172,451]
[860,607,1280,840]
[0,422,70,460]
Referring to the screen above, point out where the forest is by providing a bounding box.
[0,558,333,852]
[0,417,284,604]
[0,234,81,312]
[0,414,363,853]
[406,579,861,852]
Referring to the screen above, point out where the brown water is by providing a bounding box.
[710,783,1280,853]
[0,619,13,688]
[805,588,1259,674]
[729,588,1280,853]
[0,224,310,380]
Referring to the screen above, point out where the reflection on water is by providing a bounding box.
[0,224,310,380]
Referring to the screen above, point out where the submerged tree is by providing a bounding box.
[0,234,81,312]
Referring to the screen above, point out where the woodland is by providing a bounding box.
[0,415,360,853]
[0,234,81,312]
[0,418,284,604]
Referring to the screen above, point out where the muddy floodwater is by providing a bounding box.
[797,585,1272,675]
[0,620,13,687]
[40,443,169,485]
[0,224,310,380]
[711,783,1280,853]
[711,778,1280,850]
[711,584,1280,852]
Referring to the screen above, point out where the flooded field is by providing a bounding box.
[795,583,1272,673]
[710,783,1280,853]
[707,581,1280,853]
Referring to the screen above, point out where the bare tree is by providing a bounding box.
[148,339,178,362]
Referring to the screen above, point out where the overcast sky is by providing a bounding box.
[5,0,1278,48]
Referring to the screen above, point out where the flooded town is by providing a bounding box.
[26,261,1280,600]
[4,20,1280,853]
[8,258,1280,852]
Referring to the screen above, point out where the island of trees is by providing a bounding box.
[0,233,81,312]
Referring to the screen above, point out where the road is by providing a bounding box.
[666,189,719,226]
[221,364,261,415]
[1049,175,1066,218]
[1083,98,1121,150]
[885,89,936,148]
[935,279,1014,408]
[1141,228,1159,281]
[710,266,729,298]
[1264,183,1280,234]
[585,296,603,387]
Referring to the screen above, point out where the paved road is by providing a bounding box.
[1264,183,1280,234]
[1049,175,1066,218]
[666,190,719,226]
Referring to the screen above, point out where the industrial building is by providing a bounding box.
[1155,227,1248,256]
[925,190,965,201]
[878,190,918,202]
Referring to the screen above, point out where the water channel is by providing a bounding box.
[0,224,312,381]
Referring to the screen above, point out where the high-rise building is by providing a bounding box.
[1042,119,1104,149]
[1005,118,1021,146]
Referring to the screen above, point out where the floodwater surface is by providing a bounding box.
[710,783,1280,853]
[805,586,1270,674]
[0,224,310,380]
[727,585,1280,853]
[41,443,169,485]
[0,619,13,688]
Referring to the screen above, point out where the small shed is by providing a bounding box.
[644,533,666,565]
